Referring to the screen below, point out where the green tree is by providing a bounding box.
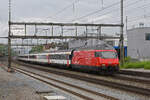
[29,45,43,53]
[0,44,16,56]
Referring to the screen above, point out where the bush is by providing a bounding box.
[144,62,150,69]
[124,57,131,63]
[121,61,150,70]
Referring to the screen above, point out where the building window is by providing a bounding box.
[145,33,150,40]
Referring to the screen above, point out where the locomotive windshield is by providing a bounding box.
[95,51,117,59]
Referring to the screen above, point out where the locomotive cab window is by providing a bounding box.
[95,51,117,59]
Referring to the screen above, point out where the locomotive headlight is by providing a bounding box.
[102,64,105,67]
[114,64,118,66]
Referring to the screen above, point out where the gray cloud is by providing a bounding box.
[1,0,150,43]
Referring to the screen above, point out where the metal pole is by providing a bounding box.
[126,16,128,34]
[75,26,78,36]
[51,25,53,36]
[35,25,37,36]
[45,30,48,44]
[8,0,12,70]
[25,24,26,36]
[61,25,64,42]
[61,25,63,36]
[120,0,124,66]
[85,26,88,37]
[98,26,101,40]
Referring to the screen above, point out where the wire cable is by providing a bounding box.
[46,0,80,19]
[71,0,142,22]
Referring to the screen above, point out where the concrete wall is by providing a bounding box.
[127,27,150,60]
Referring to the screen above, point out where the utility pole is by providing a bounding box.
[120,0,124,66]
[8,0,12,71]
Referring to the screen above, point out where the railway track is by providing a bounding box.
[14,68,118,100]
[112,74,150,84]
[15,60,150,85]
[119,70,150,78]
[1,64,118,100]
[12,61,150,96]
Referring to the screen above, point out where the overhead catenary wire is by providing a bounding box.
[109,2,150,24]
[71,1,121,22]
[82,0,149,25]
[102,0,150,23]
[71,0,142,22]
[45,0,144,24]
[46,0,80,19]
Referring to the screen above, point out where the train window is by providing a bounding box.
[49,55,57,59]
[49,54,69,60]
[21,56,28,58]
[63,54,69,60]
[69,55,72,59]
[19,56,27,58]
[29,55,36,59]
[95,51,117,59]
[25,56,28,58]
[95,52,102,57]
[50,55,55,59]
[145,33,150,40]
[38,55,47,59]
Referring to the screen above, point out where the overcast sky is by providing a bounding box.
[1,0,150,43]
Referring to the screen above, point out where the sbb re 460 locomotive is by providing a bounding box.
[18,44,119,74]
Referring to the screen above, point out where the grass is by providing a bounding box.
[120,57,150,69]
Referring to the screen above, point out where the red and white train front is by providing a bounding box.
[71,49,119,73]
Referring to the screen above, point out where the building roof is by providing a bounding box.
[127,27,150,32]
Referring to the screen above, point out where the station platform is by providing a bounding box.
[0,66,45,100]
[0,65,69,100]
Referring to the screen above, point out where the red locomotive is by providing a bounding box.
[18,44,119,74]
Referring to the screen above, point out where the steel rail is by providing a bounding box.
[119,70,150,78]
[13,67,118,100]
[14,61,150,96]
[112,74,150,84]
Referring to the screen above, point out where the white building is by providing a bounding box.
[127,27,150,60]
